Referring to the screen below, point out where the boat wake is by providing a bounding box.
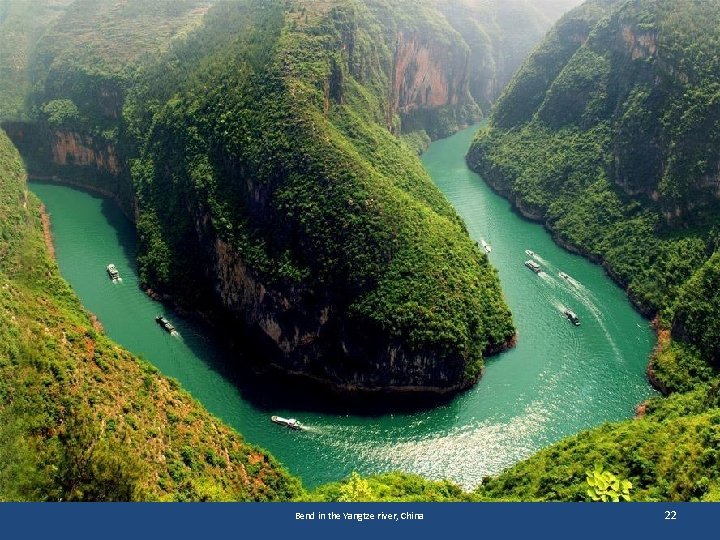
[566,284,622,361]
[538,272,558,288]
[533,254,550,266]
[298,425,323,434]
[537,257,623,361]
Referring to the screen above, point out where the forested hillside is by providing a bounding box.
[0,0,586,393]
[0,127,301,501]
[468,0,720,500]
[10,0,711,504]
[124,0,517,393]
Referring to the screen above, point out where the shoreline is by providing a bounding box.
[38,202,56,261]
[467,158,664,392]
[29,174,136,224]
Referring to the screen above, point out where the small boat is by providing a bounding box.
[559,272,570,280]
[155,315,176,333]
[525,250,535,257]
[481,239,492,253]
[564,309,580,326]
[106,263,120,281]
[271,416,302,430]
[525,260,542,273]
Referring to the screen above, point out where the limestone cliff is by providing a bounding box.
[388,25,477,139]
[2,121,135,218]
[380,0,578,140]
[205,231,482,393]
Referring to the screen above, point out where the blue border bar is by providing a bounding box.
[1,502,712,539]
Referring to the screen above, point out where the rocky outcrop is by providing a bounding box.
[194,212,489,395]
[1,121,135,219]
[49,130,121,174]
[392,31,470,116]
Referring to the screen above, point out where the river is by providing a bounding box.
[29,124,655,490]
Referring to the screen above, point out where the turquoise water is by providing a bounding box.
[30,124,655,489]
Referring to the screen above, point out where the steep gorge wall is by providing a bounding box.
[2,121,135,218]
[389,27,477,139]
[371,0,579,140]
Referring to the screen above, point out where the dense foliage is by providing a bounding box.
[303,472,472,502]
[0,128,301,501]
[469,0,720,373]
[125,0,516,385]
[467,0,720,501]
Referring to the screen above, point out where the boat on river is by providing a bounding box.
[106,263,120,281]
[525,250,535,257]
[155,315,177,334]
[564,309,580,326]
[525,260,542,273]
[481,239,492,253]
[271,416,302,430]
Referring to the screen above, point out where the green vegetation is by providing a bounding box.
[303,472,472,502]
[475,384,720,501]
[467,0,720,501]
[124,0,515,387]
[0,127,301,501]
[12,0,718,503]
[585,465,632,502]
[0,0,72,121]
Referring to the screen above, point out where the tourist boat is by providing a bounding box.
[155,315,176,334]
[525,260,542,273]
[271,416,302,430]
[525,250,535,257]
[559,272,570,280]
[481,239,492,253]
[564,309,580,326]
[106,263,120,281]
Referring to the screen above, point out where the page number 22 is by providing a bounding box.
[664,511,677,520]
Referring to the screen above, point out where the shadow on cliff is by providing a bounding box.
[30,179,140,271]
[172,313,463,417]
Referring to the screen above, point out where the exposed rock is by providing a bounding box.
[50,130,120,175]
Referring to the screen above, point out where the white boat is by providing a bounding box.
[271,415,302,430]
[106,263,120,281]
[481,239,492,253]
[525,250,535,257]
[525,260,542,273]
[559,272,570,280]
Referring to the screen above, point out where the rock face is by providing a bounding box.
[2,121,135,218]
[205,229,478,393]
[49,130,120,174]
[379,0,579,139]
[392,31,468,114]
[390,29,477,138]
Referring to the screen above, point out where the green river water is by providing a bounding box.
[30,125,655,489]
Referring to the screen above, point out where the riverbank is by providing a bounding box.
[464,155,665,397]
[38,203,55,261]
[30,174,136,223]
[29,125,654,490]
